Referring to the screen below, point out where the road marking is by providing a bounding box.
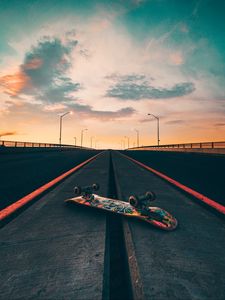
[122,153,225,215]
[0,152,102,221]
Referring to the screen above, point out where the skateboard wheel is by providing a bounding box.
[145,191,156,201]
[92,183,99,191]
[74,186,81,195]
[129,195,139,207]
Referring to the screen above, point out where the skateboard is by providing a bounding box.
[65,184,178,231]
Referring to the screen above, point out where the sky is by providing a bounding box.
[0,0,225,149]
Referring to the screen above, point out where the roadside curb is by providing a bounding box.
[121,152,225,216]
[0,151,103,226]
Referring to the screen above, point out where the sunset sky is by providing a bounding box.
[0,0,225,148]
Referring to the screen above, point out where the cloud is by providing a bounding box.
[0,72,30,96]
[0,36,80,102]
[66,103,136,121]
[84,107,135,121]
[214,123,225,127]
[192,0,203,16]
[0,131,17,137]
[165,120,186,125]
[21,36,80,102]
[105,74,195,100]
[139,117,189,125]
[139,118,154,123]
[106,73,146,82]
[169,52,184,65]
[0,36,135,121]
[179,23,189,33]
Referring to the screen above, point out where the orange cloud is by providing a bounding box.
[0,71,30,96]
[0,131,17,137]
[23,58,43,70]
[91,19,111,33]
[169,52,183,65]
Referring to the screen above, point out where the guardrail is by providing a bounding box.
[0,140,90,149]
[128,141,225,150]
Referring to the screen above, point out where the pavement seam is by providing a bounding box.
[111,151,146,300]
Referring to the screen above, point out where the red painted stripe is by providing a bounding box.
[0,152,102,221]
[123,153,225,215]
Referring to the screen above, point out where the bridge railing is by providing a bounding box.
[0,140,90,149]
[128,141,225,150]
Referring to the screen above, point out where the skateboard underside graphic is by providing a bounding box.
[65,193,178,231]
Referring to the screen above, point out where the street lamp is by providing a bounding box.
[81,129,88,147]
[124,136,130,149]
[90,136,94,148]
[59,111,71,146]
[134,129,139,148]
[74,137,77,146]
[148,113,160,146]
[121,139,125,150]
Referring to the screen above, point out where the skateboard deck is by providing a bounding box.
[65,194,177,231]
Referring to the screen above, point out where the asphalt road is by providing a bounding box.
[0,151,110,300]
[123,150,225,206]
[1,151,224,300]
[0,149,100,210]
[113,151,225,300]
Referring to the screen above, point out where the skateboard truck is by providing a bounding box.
[129,191,156,209]
[74,183,99,199]
[129,191,160,219]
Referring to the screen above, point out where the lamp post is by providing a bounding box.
[148,113,160,146]
[134,129,139,147]
[74,137,76,146]
[124,136,130,149]
[121,139,125,150]
[90,136,94,148]
[81,129,88,147]
[59,111,71,146]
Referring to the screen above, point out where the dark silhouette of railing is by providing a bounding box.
[0,140,90,149]
[128,141,225,150]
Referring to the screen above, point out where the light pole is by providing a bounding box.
[59,111,71,146]
[74,137,76,146]
[95,140,99,149]
[134,129,139,147]
[148,113,160,146]
[124,136,130,149]
[121,139,125,150]
[81,129,88,147]
[90,136,94,148]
